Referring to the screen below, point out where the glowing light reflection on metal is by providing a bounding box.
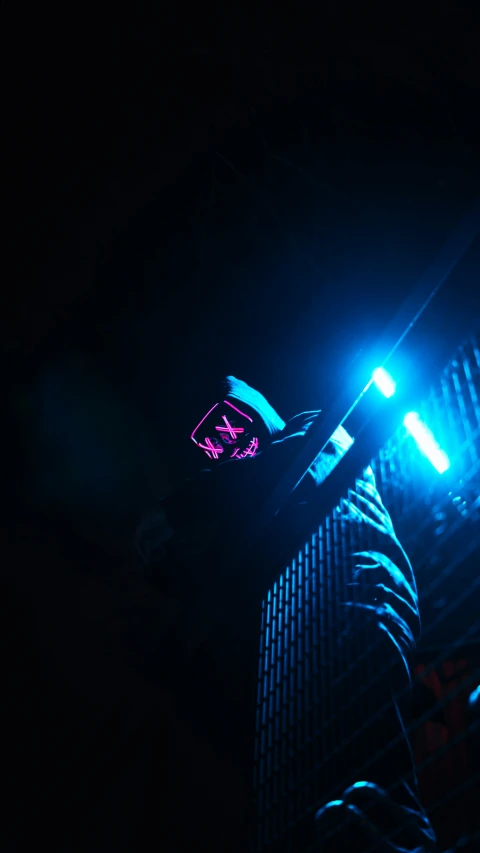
[403,412,450,473]
[372,366,396,398]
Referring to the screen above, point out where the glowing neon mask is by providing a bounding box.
[191,400,260,461]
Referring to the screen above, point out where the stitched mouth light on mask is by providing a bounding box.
[190,400,260,462]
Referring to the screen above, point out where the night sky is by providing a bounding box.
[3,6,480,852]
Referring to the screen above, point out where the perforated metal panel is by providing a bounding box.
[254,335,480,852]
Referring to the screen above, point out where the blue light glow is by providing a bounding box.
[320,800,343,809]
[372,367,396,398]
[403,412,450,474]
[469,685,480,711]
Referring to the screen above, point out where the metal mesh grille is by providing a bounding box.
[254,335,480,852]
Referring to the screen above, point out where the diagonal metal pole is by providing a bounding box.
[182,192,480,657]
[241,192,480,559]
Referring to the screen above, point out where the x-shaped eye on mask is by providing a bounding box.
[191,400,260,461]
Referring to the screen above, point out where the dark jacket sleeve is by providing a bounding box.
[314,470,435,852]
[338,465,420,690]
[161,411,351,550]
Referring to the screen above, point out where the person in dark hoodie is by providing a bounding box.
[134,376,476,852]
[134,375,353,592]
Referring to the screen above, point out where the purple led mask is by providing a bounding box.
[191,399,260,462]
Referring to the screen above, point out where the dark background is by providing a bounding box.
[3,4,480,851]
